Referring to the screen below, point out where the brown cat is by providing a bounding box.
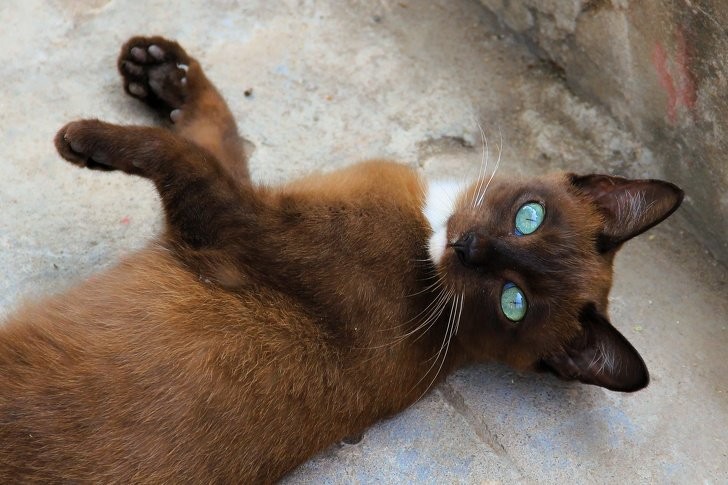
[0,36,683,483]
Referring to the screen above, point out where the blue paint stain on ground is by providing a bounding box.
[528,405,641,470]
[274,63,291,77]
[273,63,296,94]
[661,460,684,479]
[4,127,18,140]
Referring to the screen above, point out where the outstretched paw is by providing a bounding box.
[55,120,119,171]
[118,36,193,123]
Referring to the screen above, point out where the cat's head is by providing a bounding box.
[425,173,683,392]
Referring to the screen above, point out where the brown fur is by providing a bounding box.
[0,37,684,482]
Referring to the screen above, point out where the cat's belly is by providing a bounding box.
[0,245,398,482]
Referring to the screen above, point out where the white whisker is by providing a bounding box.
[377,285,448,335]
[403,286,449,328]
[370,286,452,349]
[410,293,456,395]
[408,287,454,342]
[409,293,451,344]
[476,127,504,207]
[454,293,464,335]
[412,293,461,403]
[402,274,445,299]
[472,121,489,208]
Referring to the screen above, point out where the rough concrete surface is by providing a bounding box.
[0,0,726,483]
[480,0,728,267]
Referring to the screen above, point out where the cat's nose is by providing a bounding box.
[450,232,489,267]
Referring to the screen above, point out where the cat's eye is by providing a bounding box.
[501,282,527,322]
[514,202,545,235]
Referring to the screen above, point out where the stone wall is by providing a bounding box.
[481,0,728,264]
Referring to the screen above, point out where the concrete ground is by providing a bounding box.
[0,0,726,483]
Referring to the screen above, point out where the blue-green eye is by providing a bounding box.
[515,202,545,235]
[501,282,527,322]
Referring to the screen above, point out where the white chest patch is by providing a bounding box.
[422,180,463,265]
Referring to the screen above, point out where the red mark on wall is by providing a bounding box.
[675,27,697,111]
[120,216,131,225]
[652,43,678,122]
[652,26,697,124]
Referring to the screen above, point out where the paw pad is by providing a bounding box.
[118,37,192,120]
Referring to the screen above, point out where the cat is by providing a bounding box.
[0,36,683,483]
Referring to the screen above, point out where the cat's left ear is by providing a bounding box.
[539,304,649,392]
[570,174,684,252]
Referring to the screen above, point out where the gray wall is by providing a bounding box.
[481,0,728,264]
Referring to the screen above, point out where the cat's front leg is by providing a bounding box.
[55,120,171,176]
[55,120,253,251]
[118,36,250,184]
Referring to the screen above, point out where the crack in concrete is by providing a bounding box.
[439,381,530,481]
[415,135,476,170]
[439,381,506,454]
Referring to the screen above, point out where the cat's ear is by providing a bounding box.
[539,304,649,392]
[570,174,683,252]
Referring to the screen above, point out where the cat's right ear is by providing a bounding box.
[569,174,684,252]
[539,304,649,392]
